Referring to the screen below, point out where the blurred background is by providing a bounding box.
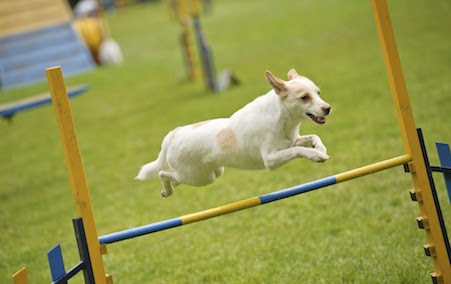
[1,0,450,283]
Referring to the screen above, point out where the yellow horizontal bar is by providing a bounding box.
[181,197,262,225]
[335,154,412,183]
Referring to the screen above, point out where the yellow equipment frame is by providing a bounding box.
[372,1,451,282]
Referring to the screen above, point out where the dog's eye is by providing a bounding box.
[300,95,310,101]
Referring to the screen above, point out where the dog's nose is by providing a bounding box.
[322,105,331,115]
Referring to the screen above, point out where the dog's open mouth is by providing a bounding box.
[307,113,326,124]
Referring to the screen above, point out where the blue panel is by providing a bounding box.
[0,25,74,57]
[2,42,83,71]
[259,176,337,204]
[1,56,94,89]
[47,244,66,282]
[98,218,183,244]
[0,23,95,89]
[436,142,451,205]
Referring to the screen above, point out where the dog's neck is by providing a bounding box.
[271,92,304,137]
[280,107,302,140]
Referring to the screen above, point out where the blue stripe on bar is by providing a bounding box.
[99,218,182,244]
[258,176,337,204]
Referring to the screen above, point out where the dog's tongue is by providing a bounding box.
[316,117,326,124]
[307,113,326,124]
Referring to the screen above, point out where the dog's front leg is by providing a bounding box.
[294,135,327,154]
[263,146,329,171]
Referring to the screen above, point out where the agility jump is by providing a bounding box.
[168,0,239,92]
[99,155,411,244]
[12,0,451,283]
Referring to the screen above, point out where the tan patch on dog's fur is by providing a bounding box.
[192,120,211,129]
[216,127,237,151]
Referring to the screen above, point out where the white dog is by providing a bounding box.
[137,69,331,197]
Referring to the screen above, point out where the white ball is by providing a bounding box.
[98,39,123,65]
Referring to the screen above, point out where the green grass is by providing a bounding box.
[1,0,451,283]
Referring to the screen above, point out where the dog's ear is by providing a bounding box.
[265,70,287,97]
[287,68,300,80]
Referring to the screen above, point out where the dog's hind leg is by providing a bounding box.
[159,171,178,198]
[137,134,171,180]
[214,167,224,178]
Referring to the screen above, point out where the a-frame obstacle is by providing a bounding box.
[12,0,451,283]
[0,0,95,89]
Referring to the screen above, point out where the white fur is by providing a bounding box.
[137,69,332,197]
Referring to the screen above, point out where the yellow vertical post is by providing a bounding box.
[46,67,107,284]
[189,0,200,17]
[176,0,187,19]
[12,267,29,284]
[176,0,198,81]
[371,0,451,282]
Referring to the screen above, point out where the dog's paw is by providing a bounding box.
[311,152,330,163]
[161,187,174,198]
[313,144,328,155]
[161,190,170,198]
[311,140,328,155]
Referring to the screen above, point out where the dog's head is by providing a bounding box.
[265,69,331,124]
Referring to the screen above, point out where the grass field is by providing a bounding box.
[1,0,451,283]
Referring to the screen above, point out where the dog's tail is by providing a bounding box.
[136,135,170,180]
[136,159,161,180]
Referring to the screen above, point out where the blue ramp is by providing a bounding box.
[0,23,95,90]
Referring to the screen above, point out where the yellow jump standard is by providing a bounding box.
[372,0,451,282]
[12,0,449,283]
[46,67,109,284]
